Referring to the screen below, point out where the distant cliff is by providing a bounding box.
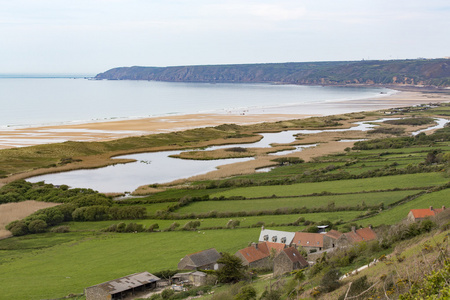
[95,59,450,87]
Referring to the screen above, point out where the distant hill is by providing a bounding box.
[95,59,450,87]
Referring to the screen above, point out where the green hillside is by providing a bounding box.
[95,58,450,86]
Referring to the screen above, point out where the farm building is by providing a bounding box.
[291,232,325,253]
[235,242,285,268]
[336,226,377,247]
[258,227,295,245]
[85,271,160,300]
[172,271,208,286]
[273,247,308,277]
[407,206,446,222]
[178,248,221,270]
[323,229,343,249]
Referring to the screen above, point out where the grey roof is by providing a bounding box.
[173,271,207,278]
[187,248,221,267]
[87,271,160,295]
[259,229,295,245]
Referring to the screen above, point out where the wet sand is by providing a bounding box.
[1,90,449,150]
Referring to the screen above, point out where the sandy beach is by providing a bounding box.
[0,91,450,149]
[1,89,449,150]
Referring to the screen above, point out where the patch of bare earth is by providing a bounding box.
[0,200,59,239]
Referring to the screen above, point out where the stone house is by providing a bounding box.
[336,226,377,247]
[235,242,285,269]
[407,206,446,222]
[273,247,308,277]
[291,232,325,253]
[85,271,160,300]
[323,229,343,249]
[178,248,221,270]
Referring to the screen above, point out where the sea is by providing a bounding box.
[0,75,396,128]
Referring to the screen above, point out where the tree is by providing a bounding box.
[216,252,246,283]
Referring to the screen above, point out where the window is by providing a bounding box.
[263,235,269,241]
[281,237,286,243]
[272,236,277,242]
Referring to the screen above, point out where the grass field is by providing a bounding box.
[359,188,450,226]
[209,173,448,198]
[0,229,260,299]
[175,190,419,214]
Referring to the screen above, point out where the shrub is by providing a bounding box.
[234,285,256,300]
[28,219,47,233]
[50,225,70,233]
[161,289,175,299]
[7,221,29,236]
[319,268,341,293]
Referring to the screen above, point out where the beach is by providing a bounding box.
[1,89,449,150]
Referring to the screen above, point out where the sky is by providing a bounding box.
[1,0,449,74]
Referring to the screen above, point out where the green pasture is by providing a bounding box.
[359,188,450,226]
[64,211,362,233]
[210,173,448,198]
[0,228,260,299]
[140,202,175,214]
[176,190,419,214]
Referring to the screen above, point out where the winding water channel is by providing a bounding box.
[27,118,448,193]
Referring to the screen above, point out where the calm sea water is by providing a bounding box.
[0,77,395,128]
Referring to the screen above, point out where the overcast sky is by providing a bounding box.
[1,0,449,74]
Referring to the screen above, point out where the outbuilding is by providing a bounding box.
[85,271,160,300]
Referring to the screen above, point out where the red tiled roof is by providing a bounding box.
[238,246,268,263]
[342,227,377,243]
[237,242,284,264]
[292,232,324,248]
[282,247,308,267]
[343,231,363,243]
[410,208,441,219]
[356,227,377,241]
[325,230,343,240]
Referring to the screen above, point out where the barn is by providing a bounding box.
[85,271,160,300]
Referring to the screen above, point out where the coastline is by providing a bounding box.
[1,89,450,150]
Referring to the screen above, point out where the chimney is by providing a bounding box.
[443,206,446,210]
[369,225,373,230]
[351,226,356,233]
[261,225,265,231]
[429,206,433,211]
[251,242,258,249]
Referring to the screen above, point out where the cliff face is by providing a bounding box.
[95,59,450,87]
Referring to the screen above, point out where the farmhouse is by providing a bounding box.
[235,241,285,268]
[273,247,308,277]
[323,229,343,249]
[259,227,295,245]
[336,226,377,247]
[291,232,324,253]
[407,206,446,222]
[85,271,160,300]
[178,248,221,270]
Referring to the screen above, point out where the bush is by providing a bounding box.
[161,289,175,299]
[28,219,47,233]
[234,285,256,300]
[7,221,29,236]
[50,225,70,233]
[319,268,341,293]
